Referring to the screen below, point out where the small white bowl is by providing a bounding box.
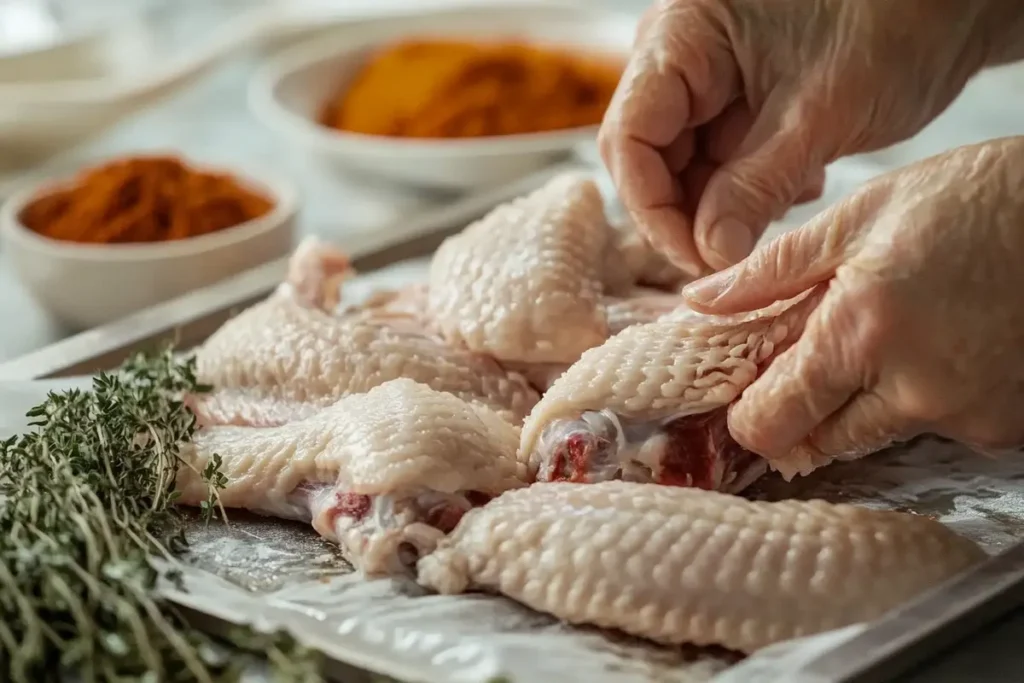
[248,3,634,191]
[0,158,299,331]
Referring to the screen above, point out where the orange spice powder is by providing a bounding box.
[318,39,625,139]
[20,155,275,245]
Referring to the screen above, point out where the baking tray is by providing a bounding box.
[1,161,1022,683]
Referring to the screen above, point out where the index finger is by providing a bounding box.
[598,3,740,276]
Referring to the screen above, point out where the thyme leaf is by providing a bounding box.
[0,348,323,682]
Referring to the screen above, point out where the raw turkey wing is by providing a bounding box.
[417,481,986,653]
[192,291,539,427]
[178,379,527,575]
[519,288,825,492]
[428,172,623,364]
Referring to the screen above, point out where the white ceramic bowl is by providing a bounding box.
[248,3,634,191]
[0,158,299,331]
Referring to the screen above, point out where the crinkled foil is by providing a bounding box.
[2,259,1022,683]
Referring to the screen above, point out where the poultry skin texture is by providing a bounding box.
[518,289,825,493]
[418,481,986,653]
[428,172,634,364]
[178,378,526,575]
[178,171,986,652]
[191,239,539,428]
[499,287,688,392]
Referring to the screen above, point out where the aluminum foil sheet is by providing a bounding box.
[2,259,1023,683]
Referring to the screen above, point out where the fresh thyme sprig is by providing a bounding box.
[0,348,323,682]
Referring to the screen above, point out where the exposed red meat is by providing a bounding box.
[333,492,373,520]
[542,408,765,493]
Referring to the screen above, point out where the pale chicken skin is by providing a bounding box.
[192,288,539,427]
[428,172,631,364]
[192,235,537,427]
[499,289,689,392]
[518,288,826,493]
[178,379,527,575]
[417,481,986,653]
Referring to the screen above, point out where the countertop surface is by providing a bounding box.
[1,1,1023,681]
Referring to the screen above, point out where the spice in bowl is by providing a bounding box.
[318,39,624,139]
[19,155,275,245]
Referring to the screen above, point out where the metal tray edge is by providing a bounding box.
[795,540,1024,683]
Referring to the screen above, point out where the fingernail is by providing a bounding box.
[681,269,735,304]
[707,218,755,267]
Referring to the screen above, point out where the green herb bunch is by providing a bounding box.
[0,349,321,682]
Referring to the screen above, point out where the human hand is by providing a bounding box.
[599,0,1009,276]
[680,136,1024,478]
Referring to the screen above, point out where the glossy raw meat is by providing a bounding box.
[418,481,986,653]
[178,379,527,575]
[428,172,628,363]
[519,289,825,492]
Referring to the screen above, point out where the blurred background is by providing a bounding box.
[0,0,1021,362]
[0,0,646,357]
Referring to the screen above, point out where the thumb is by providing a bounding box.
[693,92,829,271]
[680,211,844,314]
[774,391,918,479]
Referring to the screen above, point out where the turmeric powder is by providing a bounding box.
[20,155,275,245]
[319,39,625,139]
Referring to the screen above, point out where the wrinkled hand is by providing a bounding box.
[600,0,1003,276]
[681,136,1024,477]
